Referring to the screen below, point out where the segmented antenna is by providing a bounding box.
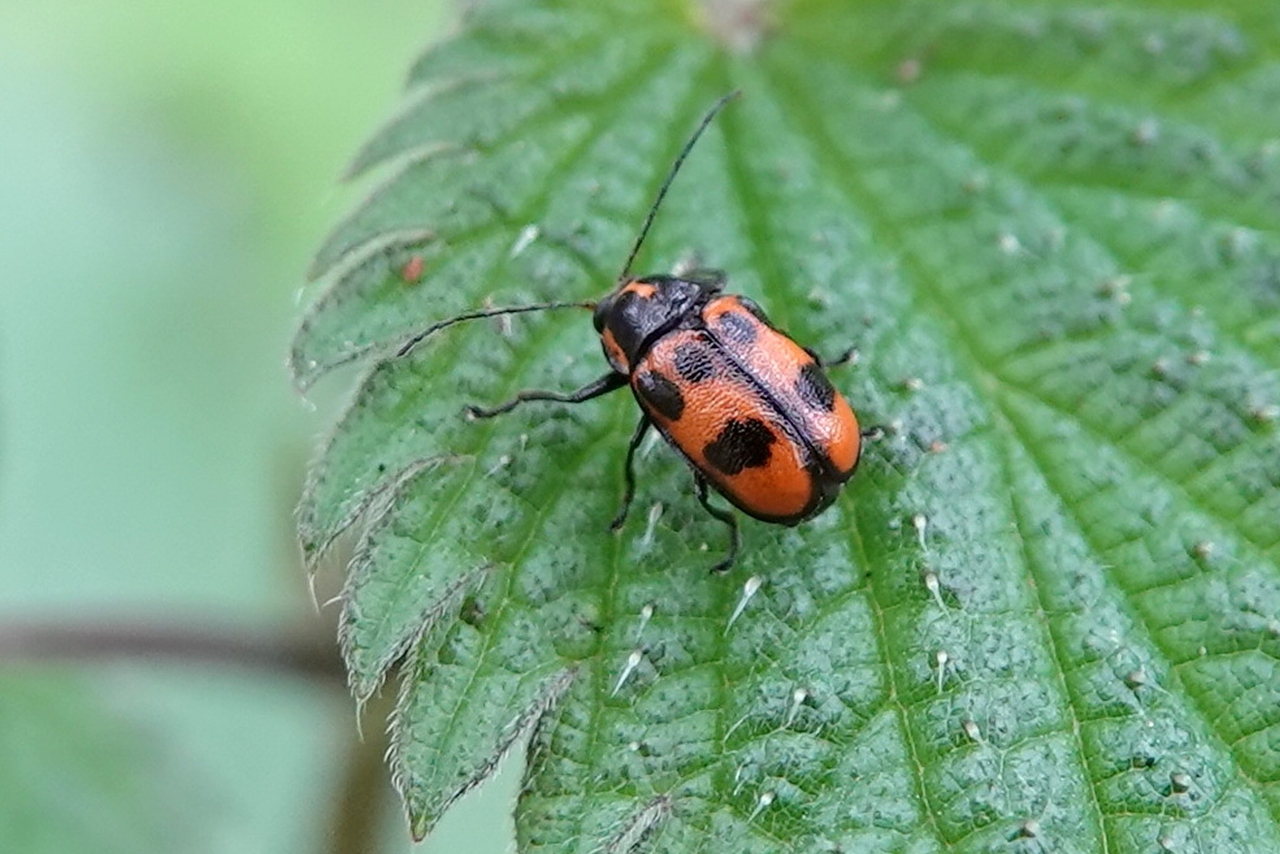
[396,300,595,357]
[617,90,742,281]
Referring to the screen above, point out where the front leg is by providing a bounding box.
[467,371,627,418]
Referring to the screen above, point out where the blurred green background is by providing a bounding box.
[0,1,515,851]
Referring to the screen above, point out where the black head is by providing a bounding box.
[594,275,722,373]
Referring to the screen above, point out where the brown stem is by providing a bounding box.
[0,615,411,851]
[0,617,345,683]
[324,687,397,854]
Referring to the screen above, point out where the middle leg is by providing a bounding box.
[609,414,652,531]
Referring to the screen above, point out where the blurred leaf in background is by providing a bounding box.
[0,0,518,852]
[0,676,178,854]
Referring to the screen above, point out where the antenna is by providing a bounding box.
[396,300,594,357]
[617,90,741,281]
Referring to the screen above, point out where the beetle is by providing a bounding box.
[397,92,867,572]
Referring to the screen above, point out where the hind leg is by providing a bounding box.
[695,476,740,574]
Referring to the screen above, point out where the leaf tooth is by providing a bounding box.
[307,142,462,281]
[604,794,674,854]
[343,73,509,181]
[297,446,448,570]
[396,665,579,842]
[340,561,488,702]
[290,227,438,391]
[334,454,484,696]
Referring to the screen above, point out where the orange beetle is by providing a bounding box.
[398,92,868,572]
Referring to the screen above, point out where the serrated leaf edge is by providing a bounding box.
[306,141,462,281]
[340,545,490,701]
[290,227,438,391]
[603,794,674,854]
[298,447,458,571]
[393,665,580,842]
[344,72,509,181]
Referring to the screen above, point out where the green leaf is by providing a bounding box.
[295,1,1280,850]
[0,676,181,854]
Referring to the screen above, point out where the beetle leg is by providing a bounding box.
[467,371,627,418]
[695,475,739,574]
[609,415,652,532]
[805,346,859,369]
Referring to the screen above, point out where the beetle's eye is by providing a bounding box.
[592,296,612,332]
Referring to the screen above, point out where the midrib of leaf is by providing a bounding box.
[989,435,1114,854]
[840,499,951,849]
[702,87,944,848]
[767,27,1280,837]
[755,61,1097,849]
[542,56,931,839]
[717,64,953,849]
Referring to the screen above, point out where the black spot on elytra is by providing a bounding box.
[796,362,837,411]
[703,418,776,475]
[717,310,757,344]
[674,343,715,382]
[636,370,685,420]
